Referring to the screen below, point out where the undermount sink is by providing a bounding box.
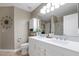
[36,36,68,45]
[46,38,69,45]
[46,36,53,38]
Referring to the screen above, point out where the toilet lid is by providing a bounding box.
[21,43,29,47]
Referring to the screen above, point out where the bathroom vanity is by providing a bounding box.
[29,36,79,56]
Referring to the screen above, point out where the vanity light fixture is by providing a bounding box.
[51,3,55,11]
[40,6,47,14]
[40,2,65,14]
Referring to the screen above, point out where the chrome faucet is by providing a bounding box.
[46,34,49,38]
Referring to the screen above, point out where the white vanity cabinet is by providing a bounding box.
[29,38,35,55]
[45,44,79,56]
[29,38,61,56]
[45,43,64,56]
[29,38,46,56]
[60,48,79,56]
[29,37,79,56]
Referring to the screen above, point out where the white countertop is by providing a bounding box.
[29,36,79,53]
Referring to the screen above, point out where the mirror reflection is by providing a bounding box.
[29,3,78,36]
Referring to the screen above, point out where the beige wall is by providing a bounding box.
[54,16,63,35]
[14,7,31,49]
[51,15,56,33]
[51,15,63,35]
[0,7,14,49]
[45,22,51,34]
[0,7,31,49]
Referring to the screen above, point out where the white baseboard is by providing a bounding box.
[0,48,21,52]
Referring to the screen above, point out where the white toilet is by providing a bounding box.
[21,43,29,55]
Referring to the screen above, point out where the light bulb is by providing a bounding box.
[51,6,54,11]
[46,3,51,9]
[40,9,46,14]
[55,3,60,8]
[46,8,50,13]
[40,6,46,14]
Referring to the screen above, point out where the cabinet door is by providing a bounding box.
[45,43,64,56]
[38,41,47,56]
[34,40,41,56]
[34,40,47,56]
[61,48,79,56]
[45,43,79,56]
[29,39,44,56]
[29,38,34,55]
[29,38,37,56]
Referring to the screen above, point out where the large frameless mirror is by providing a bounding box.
[29,3,78,36]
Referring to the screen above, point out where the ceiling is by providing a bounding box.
[0,3,41,12]
[0,3,77,21]
[37,3,77,21]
